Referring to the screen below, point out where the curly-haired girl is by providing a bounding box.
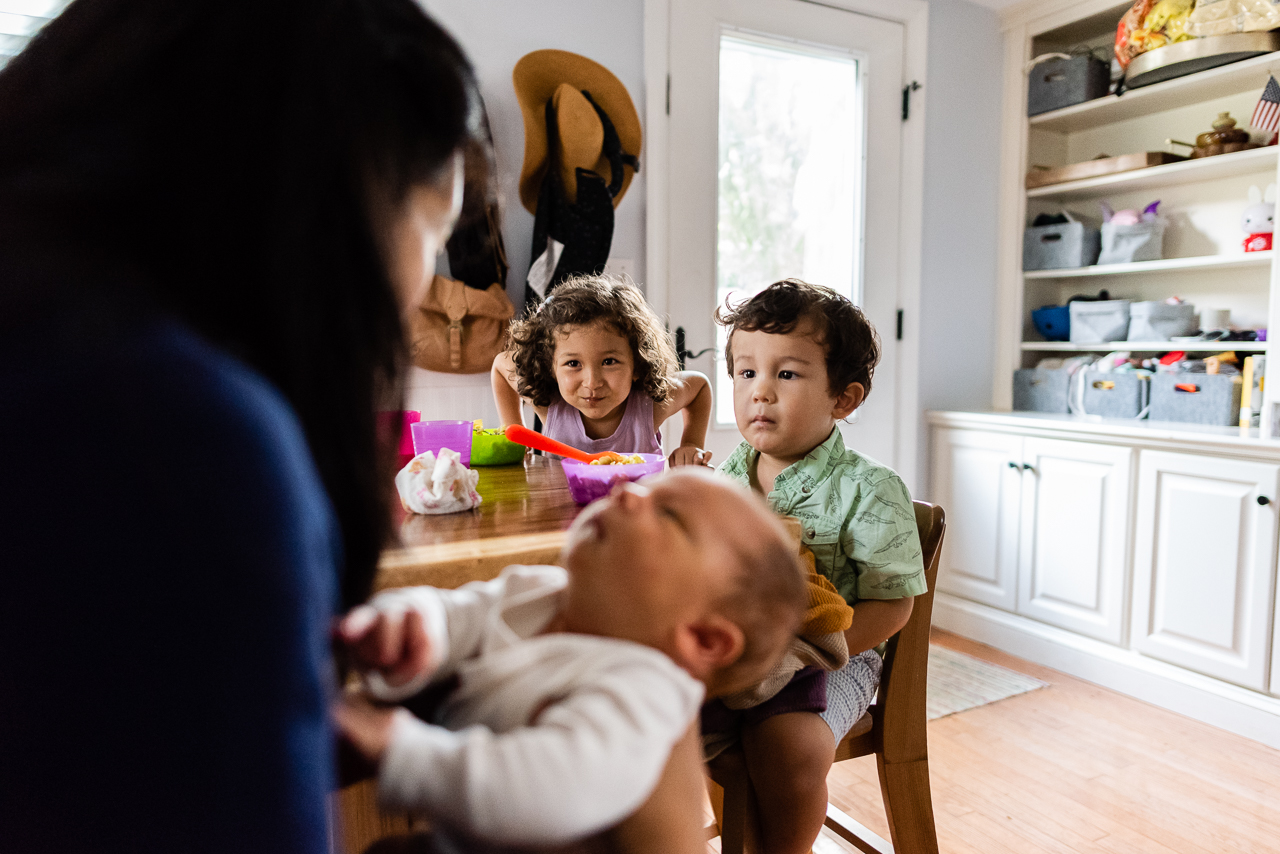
[492,275,713,466]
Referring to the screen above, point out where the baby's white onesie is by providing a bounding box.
[365,565,704,848]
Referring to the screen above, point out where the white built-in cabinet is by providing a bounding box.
[933,428,1131,644]
[929,411,1280,746]
[1017,438,1133,645]
[931,429,1022,611]
[1131,451,1279,690]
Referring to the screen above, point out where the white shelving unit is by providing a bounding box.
[1020,339,1268,352]
[1029,49,1280,132]
[1023,249,1272,278]
[1009,15,1280,423]
[929,0,1280,751]
[1025,144,1278,200]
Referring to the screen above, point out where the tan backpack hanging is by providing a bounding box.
[409,275,514,374]
[407,93,515,375]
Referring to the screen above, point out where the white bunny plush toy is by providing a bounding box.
[1243,183,1276,252]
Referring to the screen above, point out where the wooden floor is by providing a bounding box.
[708,629,1280,854]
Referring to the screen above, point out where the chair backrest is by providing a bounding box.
[873,501,944,764]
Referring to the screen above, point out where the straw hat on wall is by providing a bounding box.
[513,49,641,215]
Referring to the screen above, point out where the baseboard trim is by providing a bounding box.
[934,593,1280,750]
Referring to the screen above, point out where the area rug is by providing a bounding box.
[926,645,1049,720]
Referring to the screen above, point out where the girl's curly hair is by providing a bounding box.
[508,275,680,408]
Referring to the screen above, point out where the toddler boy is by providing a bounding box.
[334,468,806,854]
[712,278,926,854]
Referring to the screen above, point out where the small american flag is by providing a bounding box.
[1251,75,1280,133]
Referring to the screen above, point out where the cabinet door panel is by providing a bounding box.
[1132,451,1279,691]
[1017,438,1133,644]
[931,428,1021,610]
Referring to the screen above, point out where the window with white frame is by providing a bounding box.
[0,0,72,67]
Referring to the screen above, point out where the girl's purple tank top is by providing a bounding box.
[544,392,662,458]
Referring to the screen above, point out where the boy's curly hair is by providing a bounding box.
[507,275,680,407]
[715,279,880,397]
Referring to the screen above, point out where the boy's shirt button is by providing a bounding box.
[801,486,811,494]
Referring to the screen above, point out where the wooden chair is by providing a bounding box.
[706,501,945,854]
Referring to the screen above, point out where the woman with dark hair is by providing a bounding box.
[0,1,478,851]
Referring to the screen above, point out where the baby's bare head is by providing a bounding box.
[561,468,806,692]
[701,496,808,697]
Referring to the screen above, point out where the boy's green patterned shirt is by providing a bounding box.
[719,427,927,605]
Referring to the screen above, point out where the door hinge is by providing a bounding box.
[901,80,920,121]
[666,74,671,116]
[896,309,904,341]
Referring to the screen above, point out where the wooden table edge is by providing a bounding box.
[375,530,571,592]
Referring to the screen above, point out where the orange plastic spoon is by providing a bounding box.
[503,424,616,463]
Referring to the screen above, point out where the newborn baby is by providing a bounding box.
[335,469,806,853]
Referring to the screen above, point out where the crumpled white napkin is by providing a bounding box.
[395,448,481,515]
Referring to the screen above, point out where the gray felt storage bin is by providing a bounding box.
[1013,368,1071,413]
[1128,300,1196,341]
[1024,220,1101,270]
[1149,373,1242,426]
[1079,371,1149,419]
[1099,220,1165,265]
[1027,55,1110,116]
[1069,299,1130,343]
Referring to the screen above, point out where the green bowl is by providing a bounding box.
[470,430,527,466]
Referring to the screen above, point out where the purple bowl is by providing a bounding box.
[410,420,473,467]
[562,453,666,504]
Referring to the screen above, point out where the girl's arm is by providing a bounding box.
[491,351,526,427]
[655,371,712,467]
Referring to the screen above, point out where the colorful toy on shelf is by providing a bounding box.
[1101,200,1160,225]
[1099,200,1164,264]
[1243,183,1276,252]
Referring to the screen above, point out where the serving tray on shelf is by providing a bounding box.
[1026,151,1186,189]
[1125,32,1280,89]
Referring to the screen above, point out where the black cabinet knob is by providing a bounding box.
[1258,496,1271,506]
[1008,461,1019,469]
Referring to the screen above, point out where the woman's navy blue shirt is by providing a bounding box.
[0,308,337,854]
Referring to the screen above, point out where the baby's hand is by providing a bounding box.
[668,445,713,468]
[336,603,432,688]
[333,693,398,767]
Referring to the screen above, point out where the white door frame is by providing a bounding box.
[643,0,929,490]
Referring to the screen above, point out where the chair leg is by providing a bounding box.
[705,777,725,841]
[877,757,939,854]
[708,772,764,854]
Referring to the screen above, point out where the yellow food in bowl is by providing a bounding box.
[589,452,644,465]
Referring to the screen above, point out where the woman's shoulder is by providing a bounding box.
[125,320,324,493]
[151,323,313,461]
[4,307,333,534]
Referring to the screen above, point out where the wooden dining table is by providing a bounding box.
[375,453,585,593]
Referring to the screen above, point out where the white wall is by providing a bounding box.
[413,0,1005,464]
[409,0,648,423]
[916,0,1004,498]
